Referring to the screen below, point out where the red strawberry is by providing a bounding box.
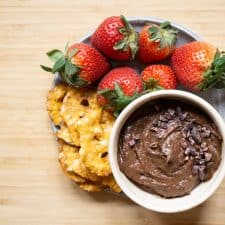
[91,15,138,61]
[141,65,177,90]
[171,41,225,91]
[41,43,110,88]
[138,21,178,63]
[97,67,144,115]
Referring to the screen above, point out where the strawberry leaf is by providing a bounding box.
[98,82,140,115]
[42,43,88,88]
[113,15,138,60]
[148,21,178,49]
[198,50,225,91]
[160,21,171,29]
[52,57,66,73]
[144,78,164,91]
[61,71,88,88]
[70,75,88,88]
[65,60,78,76]
[118,27,128,35]
[120,15,133,30]
[114,39,128,51]
[40,65,52,72]
[47,49,64,62]
[149,26,161,42]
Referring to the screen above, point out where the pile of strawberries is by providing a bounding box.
[42,15,225,116]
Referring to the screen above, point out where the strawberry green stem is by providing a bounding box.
[113,15,138,60]
[98,82,140,116]
[198,50,225,91]
[40,45,88,88]
[144,78,164,91]
[148,21,178,49]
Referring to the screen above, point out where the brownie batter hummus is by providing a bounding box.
[118,100,222,198]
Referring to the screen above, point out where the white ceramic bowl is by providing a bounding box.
[109,90,225,213]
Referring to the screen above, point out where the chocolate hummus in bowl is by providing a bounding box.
[109,90,225,213]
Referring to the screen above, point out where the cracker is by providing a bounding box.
[58,142,99,182]
[46,84,67,125]
[56,124,74,145]
[47,85,120,192]
[79,182,103,192]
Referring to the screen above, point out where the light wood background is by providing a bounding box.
[0,0,225,224]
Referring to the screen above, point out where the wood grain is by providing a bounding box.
[0,0,225,224]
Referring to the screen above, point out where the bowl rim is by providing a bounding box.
[128,16,202,41]
[109,90,225,213]
[78,16,202,43]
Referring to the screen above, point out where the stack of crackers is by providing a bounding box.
[47,84,121,192]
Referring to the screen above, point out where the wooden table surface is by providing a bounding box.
[0,0,225,224]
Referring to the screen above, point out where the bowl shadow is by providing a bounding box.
[87,189,207,225]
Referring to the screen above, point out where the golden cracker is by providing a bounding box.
[56,124,74,145]
[58,142,99,182]
[47,84,67,125]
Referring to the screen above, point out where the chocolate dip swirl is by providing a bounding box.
[118,100,222,198]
